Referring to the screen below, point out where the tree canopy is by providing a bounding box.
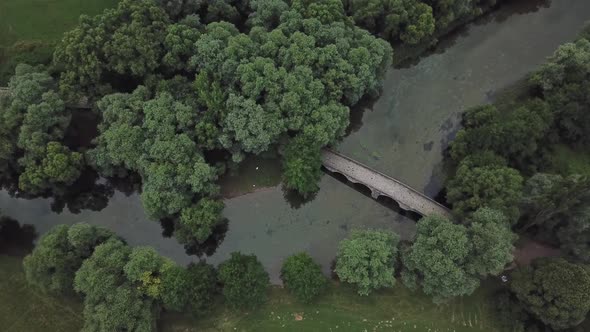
[510,258,590,330]
[335,229,399,296]
[446,153,523,222]
[218,252,270,309]
[0,64,82,194]
[23,223,116,294]
[402,213,515,303]
[281,252,327,303]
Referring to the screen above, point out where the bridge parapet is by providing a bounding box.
[321,149,452,219]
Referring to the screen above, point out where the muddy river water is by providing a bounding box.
[2,0,589,283]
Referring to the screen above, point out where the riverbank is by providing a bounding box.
[0,253,503,332]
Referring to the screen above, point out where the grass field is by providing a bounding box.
[1,254,504,332]
[0,0,119,47]
[0,0,119,84]
[160,281,504,332]
[0,255,83,332]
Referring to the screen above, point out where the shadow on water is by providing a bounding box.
[0,217,37,256]
[160,218,229,258]
[322,167,421,222]
[184,220,229,257]
[281,185,317,210]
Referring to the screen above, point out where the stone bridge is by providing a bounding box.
[321,149,452,218]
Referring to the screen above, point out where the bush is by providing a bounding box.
[218,252,269,309]
[335,229,399,296]
[281,252,327,303]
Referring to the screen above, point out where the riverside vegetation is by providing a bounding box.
[1,0,590,331]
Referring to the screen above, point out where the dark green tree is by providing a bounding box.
[281,252,327,303]
[402,214,515,303]
[450,100,552,169]
[557,208,590,263]
[218,252,269,309]
[54,0,171,100]
[74,239,157,332]
[510,258,590,330]
[160,261,217,313]
[447,154,523,221]
[520,173,590,231]
[281,136,323,198]
[23,223,115,294]
[531,38,590,145]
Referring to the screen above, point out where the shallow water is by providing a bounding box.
[2,0,590,283]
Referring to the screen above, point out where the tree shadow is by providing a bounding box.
[0,217,37,256]
[282,185,317,210]
[183,219,229,257]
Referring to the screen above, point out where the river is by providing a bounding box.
[2,0,589,283]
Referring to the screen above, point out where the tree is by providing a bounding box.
[218,252,269,309]
[281,136,323,197]
[510,258,590,330]
[383,0,435,44]
[248,0,289,29]
[450,100,552,169]
[531,38,590,145]
[446,154,523,221]
[0,64,81,193]
[18,142,83,194]
[74,239,157,332]
[520,173,590,231]
[402,214,515,303]
[90,89,220,243]
[23,223,115,294]
[281,252,327,303]
[160,261,217,313]
[335,229,399,296]
[54,0,171,100]
[175,198,225,243]
[557,207,590,263]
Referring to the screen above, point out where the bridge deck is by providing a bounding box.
[321,149,452,218]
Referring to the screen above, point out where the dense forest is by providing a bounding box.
[2,0,590,331]
[0,0,512,248]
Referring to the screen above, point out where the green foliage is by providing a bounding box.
[450,101,552,170]
[281,136,323,197]
[0,41,54,85]
[531,38,590,145]
[0,64,82,193]
[402,214,515,303]
[89,88,221,243]
[161,262,217,313]
[248,0,289,29]
[23,223,115,294]
[280,252,327,303]
[54,0,171,100]
[19,142,83,194]
[175,198,225,243]
[335,229,399,296]
[520,173,590,231]
[73,234,214,331]
[557,207,590,263]
[446,154,523,221]
[74,239,157,332]
[346,0,437,44]
[218,252,270,309]
[510,258,590,330]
